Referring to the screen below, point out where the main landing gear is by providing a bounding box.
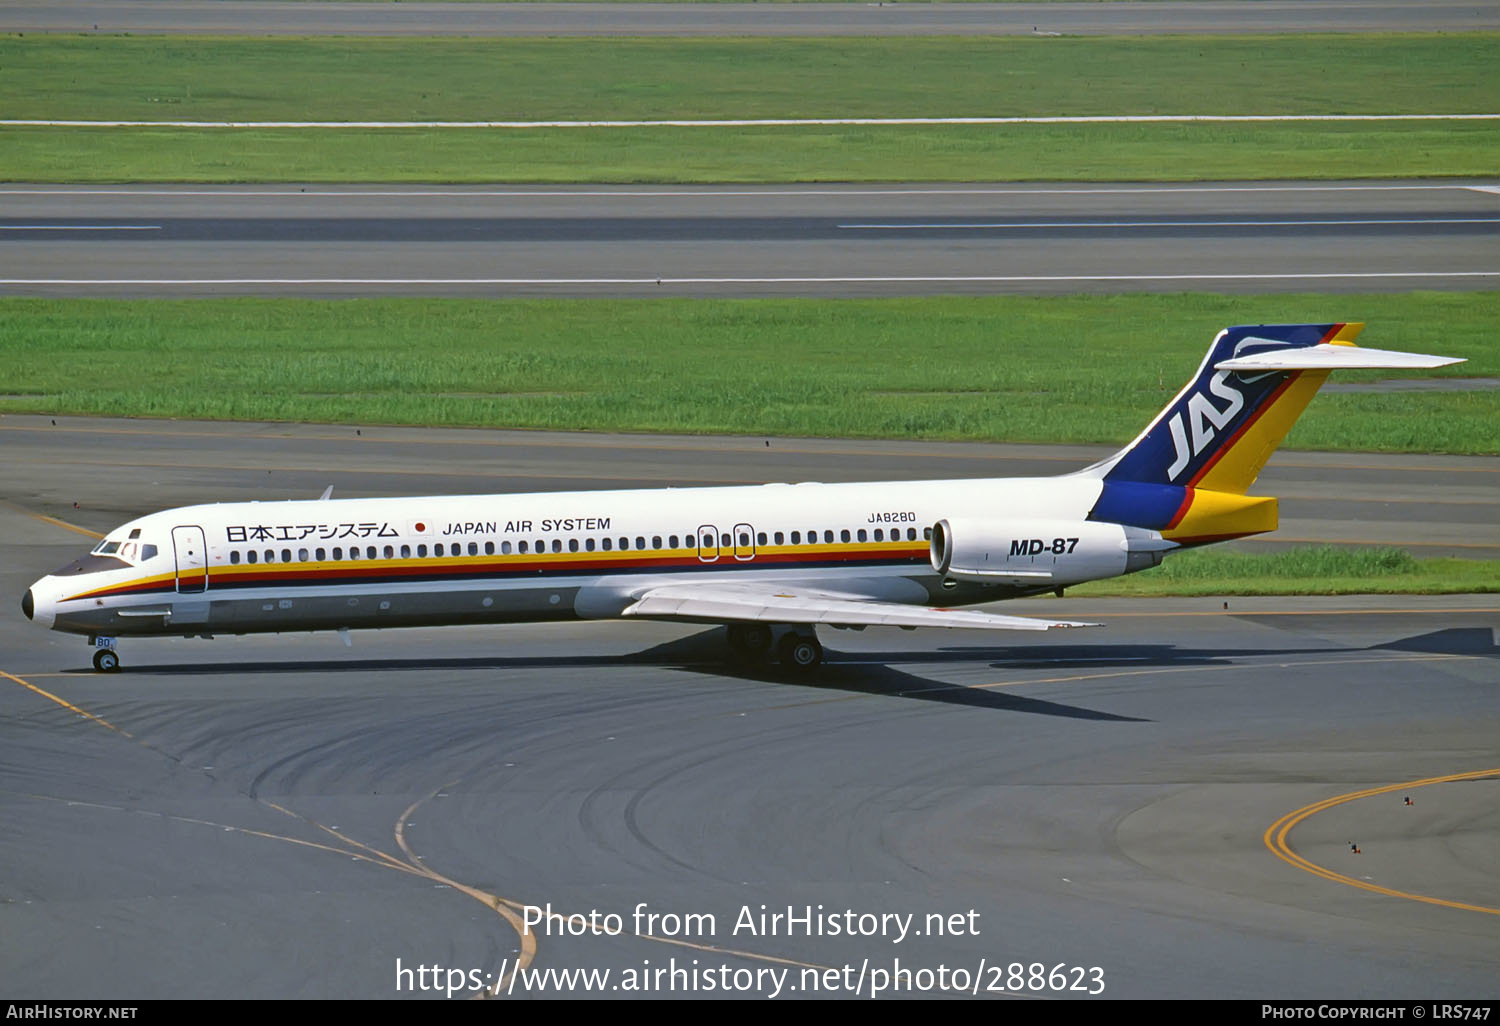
[726,623,823,672]
[90,637,121,673]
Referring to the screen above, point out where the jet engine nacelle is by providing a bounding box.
[929,517,1174,586]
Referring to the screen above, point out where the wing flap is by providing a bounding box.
[622,583,1096,631]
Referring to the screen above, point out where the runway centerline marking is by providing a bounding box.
[837,217,1500,230]
[0,224,162,231]
[1265,768,1500,917]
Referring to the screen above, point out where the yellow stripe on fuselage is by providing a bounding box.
[66,541,930,601]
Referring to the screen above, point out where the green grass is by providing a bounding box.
[2,34,1495,182]
[8,35,1496,121]
[5,120,1496,183]
[0,293,1494,453]
[1072,546,1500,596]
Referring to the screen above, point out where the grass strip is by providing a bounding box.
[1072,546,1499,596]
[7,35,1497,122]
[1,293,1494,453]
[4,121,1496,183]
[2,34,1495,182]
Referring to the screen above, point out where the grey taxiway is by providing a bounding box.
[3,181,1497,298]
[1,418,1496,998]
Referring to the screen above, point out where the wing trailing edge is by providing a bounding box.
[622,583,1097,631]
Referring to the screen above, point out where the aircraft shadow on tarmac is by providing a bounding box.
[1375,626,1498,658]
[107,626,1491,722]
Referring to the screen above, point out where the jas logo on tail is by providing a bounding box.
[1165,372,1244,480]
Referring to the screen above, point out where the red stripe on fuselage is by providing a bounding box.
[69,545,932,599]
[1164,486,1196,531]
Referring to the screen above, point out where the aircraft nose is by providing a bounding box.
[21,588,34,620]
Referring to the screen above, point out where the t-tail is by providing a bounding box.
[1080,322,1464,546]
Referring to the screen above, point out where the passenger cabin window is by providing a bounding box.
[299,547,310,561]
[585,539,595,552]
[790,531,800,544]
[518,541,529,554]
[467,542,477,556]
[502,541,512,554]
[857,529,867,542]
[484,541,494,555]
[636,536,646,550]
[230,551,240,565]
[773,532,784,545]
[601,538,612,551]
[317,547,327,560]
[386,545,396,559]
[247,550,258,564]
[366,546,376,559]
[569,539,579,553]
[824,530,834,543]
[874,529,883,542]
[551,540,562,553]
[401,544,411,558]
[417,544,427,557]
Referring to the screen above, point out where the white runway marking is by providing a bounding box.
[2,272,1494,286]
[3,114,1498,128]
[838,217,1500,229]
[0,224,161,231]
[0,184,1491,198]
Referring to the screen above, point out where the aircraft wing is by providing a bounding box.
[620,582,1097,631]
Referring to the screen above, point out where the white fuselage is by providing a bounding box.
[28,474,1104,638]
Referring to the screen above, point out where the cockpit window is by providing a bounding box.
[89,536,160,564]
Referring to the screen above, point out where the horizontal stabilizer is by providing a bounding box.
[1216,344,1464,372]
[623,583,1096,631]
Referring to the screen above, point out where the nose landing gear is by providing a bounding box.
[90,637,121,673]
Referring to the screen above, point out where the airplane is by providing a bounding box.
[21,321,1462,674]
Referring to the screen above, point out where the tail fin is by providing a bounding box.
[1082,323,1463,545]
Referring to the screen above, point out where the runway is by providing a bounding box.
[3,181,1497,297]
[7,0,1498,38]
[1,444,1497,997]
